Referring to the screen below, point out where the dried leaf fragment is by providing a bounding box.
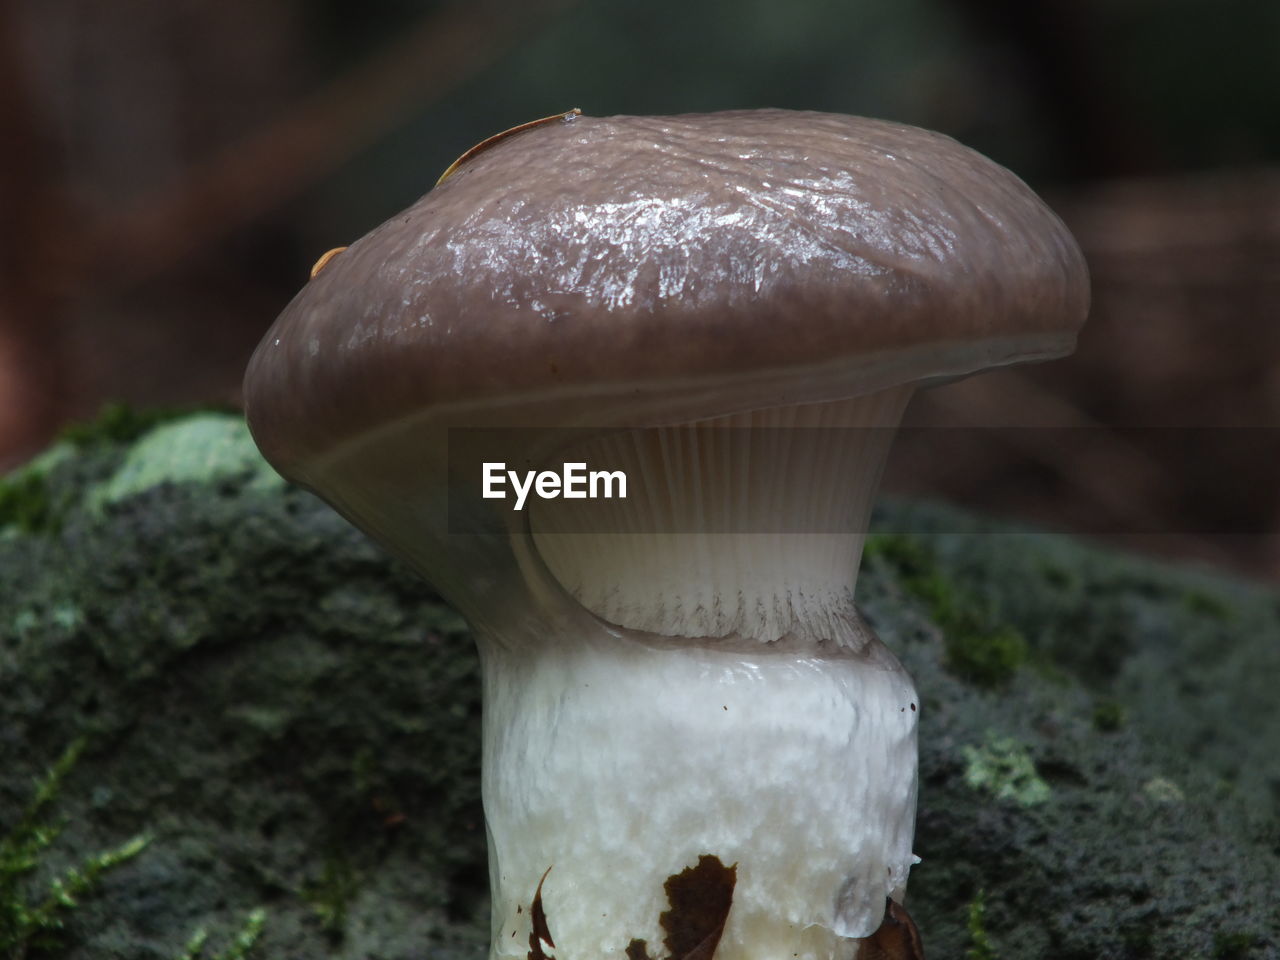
[527,866,556,960]
[531,855,738,960]
[659,855,738,960]
[436,109,582,185]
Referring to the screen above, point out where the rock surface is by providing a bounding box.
[1,412,1276,959]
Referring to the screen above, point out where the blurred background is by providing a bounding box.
[2,0,1278,577]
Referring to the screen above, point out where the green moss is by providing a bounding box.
[0,739,151,957]
[945,626,1028,689]
[0,471,53,534]
[1142,777,1185,805]
[299,748,414,941]
[1091,699,1126,732]
[1213,931,1259,959]
[961,736,1051,807]
[302,853,359,937]
[1121,921,1155,956]
[174,908,267,960]
[1037,560,1075,590]
[1183,589,1233,622]
[59,403,222,449]
[863,532,933,580]
[864,534,1028,687]
[965,889,997,960]
[0,443,79,536]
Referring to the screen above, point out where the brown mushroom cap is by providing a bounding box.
[245,109,1088,478]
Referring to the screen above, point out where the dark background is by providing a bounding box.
[3,0,1278,577]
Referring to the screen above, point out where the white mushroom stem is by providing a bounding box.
[481,389,920,960]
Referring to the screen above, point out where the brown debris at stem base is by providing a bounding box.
[854,898,924,960]
[537,855,738,960]
[658,855,738,960]
[527,866,556,960]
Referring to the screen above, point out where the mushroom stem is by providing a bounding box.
[477,389,919,958]
[479,623,918,960]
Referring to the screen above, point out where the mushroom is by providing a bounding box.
[244,109,1088,960]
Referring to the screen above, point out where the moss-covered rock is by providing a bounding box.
[861,504,1279,958]
[1,413,1276,958]
[1,413,485,960]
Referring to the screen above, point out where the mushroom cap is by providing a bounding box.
[245,109,1088,477]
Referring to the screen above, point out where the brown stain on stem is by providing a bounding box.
[854,899,924,960]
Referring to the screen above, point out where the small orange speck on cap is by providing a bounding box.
[310,246,348,278]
